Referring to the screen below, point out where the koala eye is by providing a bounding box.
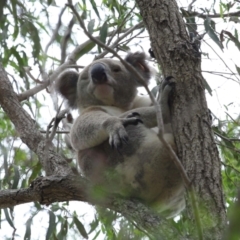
[112,66,121,72]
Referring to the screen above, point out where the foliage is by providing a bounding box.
[0,0,240,239]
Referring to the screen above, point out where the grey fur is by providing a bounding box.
[56,52,185,218]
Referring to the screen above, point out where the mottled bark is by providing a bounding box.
[0,174,170,235]
[136,0,226,239]
[0,64,72,176]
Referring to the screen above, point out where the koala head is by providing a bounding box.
[56,52,151,110]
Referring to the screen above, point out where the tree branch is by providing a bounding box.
[0,174,171,236]
[185,9,240,19]
[0,63,72,176]
[44,6,67,54]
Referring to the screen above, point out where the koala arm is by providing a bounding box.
[71,108,110,151]
[120,106,157,128]
[120,83,173,132]
[71,107,142,151]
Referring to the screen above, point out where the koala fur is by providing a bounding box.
[56,52,185,218]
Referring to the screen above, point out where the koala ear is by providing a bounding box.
[124,52,151,85]
[55,71,78,109]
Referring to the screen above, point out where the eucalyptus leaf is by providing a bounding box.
[73,216,88,239]
[100,21,108,44]
[87,19,95,35]
[204,18,223,50]
[46,211,56,240]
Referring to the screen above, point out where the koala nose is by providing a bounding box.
[91,64,107,84]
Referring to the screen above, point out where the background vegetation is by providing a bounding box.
[0,0,240,239]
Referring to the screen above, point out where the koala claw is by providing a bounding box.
[109,127,129,150]
[126,112,140,118]
[123,113,143,127]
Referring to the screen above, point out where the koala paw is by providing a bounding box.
[109,126,129,150]
[104,114,142,150]
[161,76,175,92]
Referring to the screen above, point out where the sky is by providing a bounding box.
[1,0,240,239]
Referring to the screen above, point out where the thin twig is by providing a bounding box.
[24,67,44,84]
[106,3,137,46]
[202,70,238,75]
[214,131,240,142]
[188,0,197,12]
[44,103,68,175]
[65,64,85,69]
[45,6,67,54]
[216,142,240,154]
[40,130,70,134]
[221,161,240,174]
[203,39,240,82]
[61,16,76,64]
[95,21,144,60]
[186,10,240,19]
[203,71,239,83]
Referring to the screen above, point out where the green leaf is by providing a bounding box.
[87,19,95,35]
[35,21,49,35]
[235,65,240,76]
[99,21,108,44]
[75,41,96,60]
[92,230,101,240]
[89,0,100,19]
[28,161,42,184]
[10,46,24,66]
[3,208,15,229]
[12,165,20,189]
[24,218,32,240]
[204,17,223,50]
[221,30,240,51]
[57,218,68,240]
[46,211,56,240]
[180,8,197,33]
[88,217,99,235]
[219,3,223,18]
[73,215,88,239]
[203,78,212,96]
[47,0,53,5]
[28,22,41,59]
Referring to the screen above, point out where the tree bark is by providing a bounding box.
[136,0,226,239]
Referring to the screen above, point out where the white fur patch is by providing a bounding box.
[93,85,114,105]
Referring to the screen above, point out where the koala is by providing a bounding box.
[56,52,185,218]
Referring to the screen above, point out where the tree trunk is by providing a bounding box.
[136,0,226,239]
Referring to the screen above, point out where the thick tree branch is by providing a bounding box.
[0,175,170,235]
[136,0,226,239]
[0,175,88,208]
[0,63,72,176]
